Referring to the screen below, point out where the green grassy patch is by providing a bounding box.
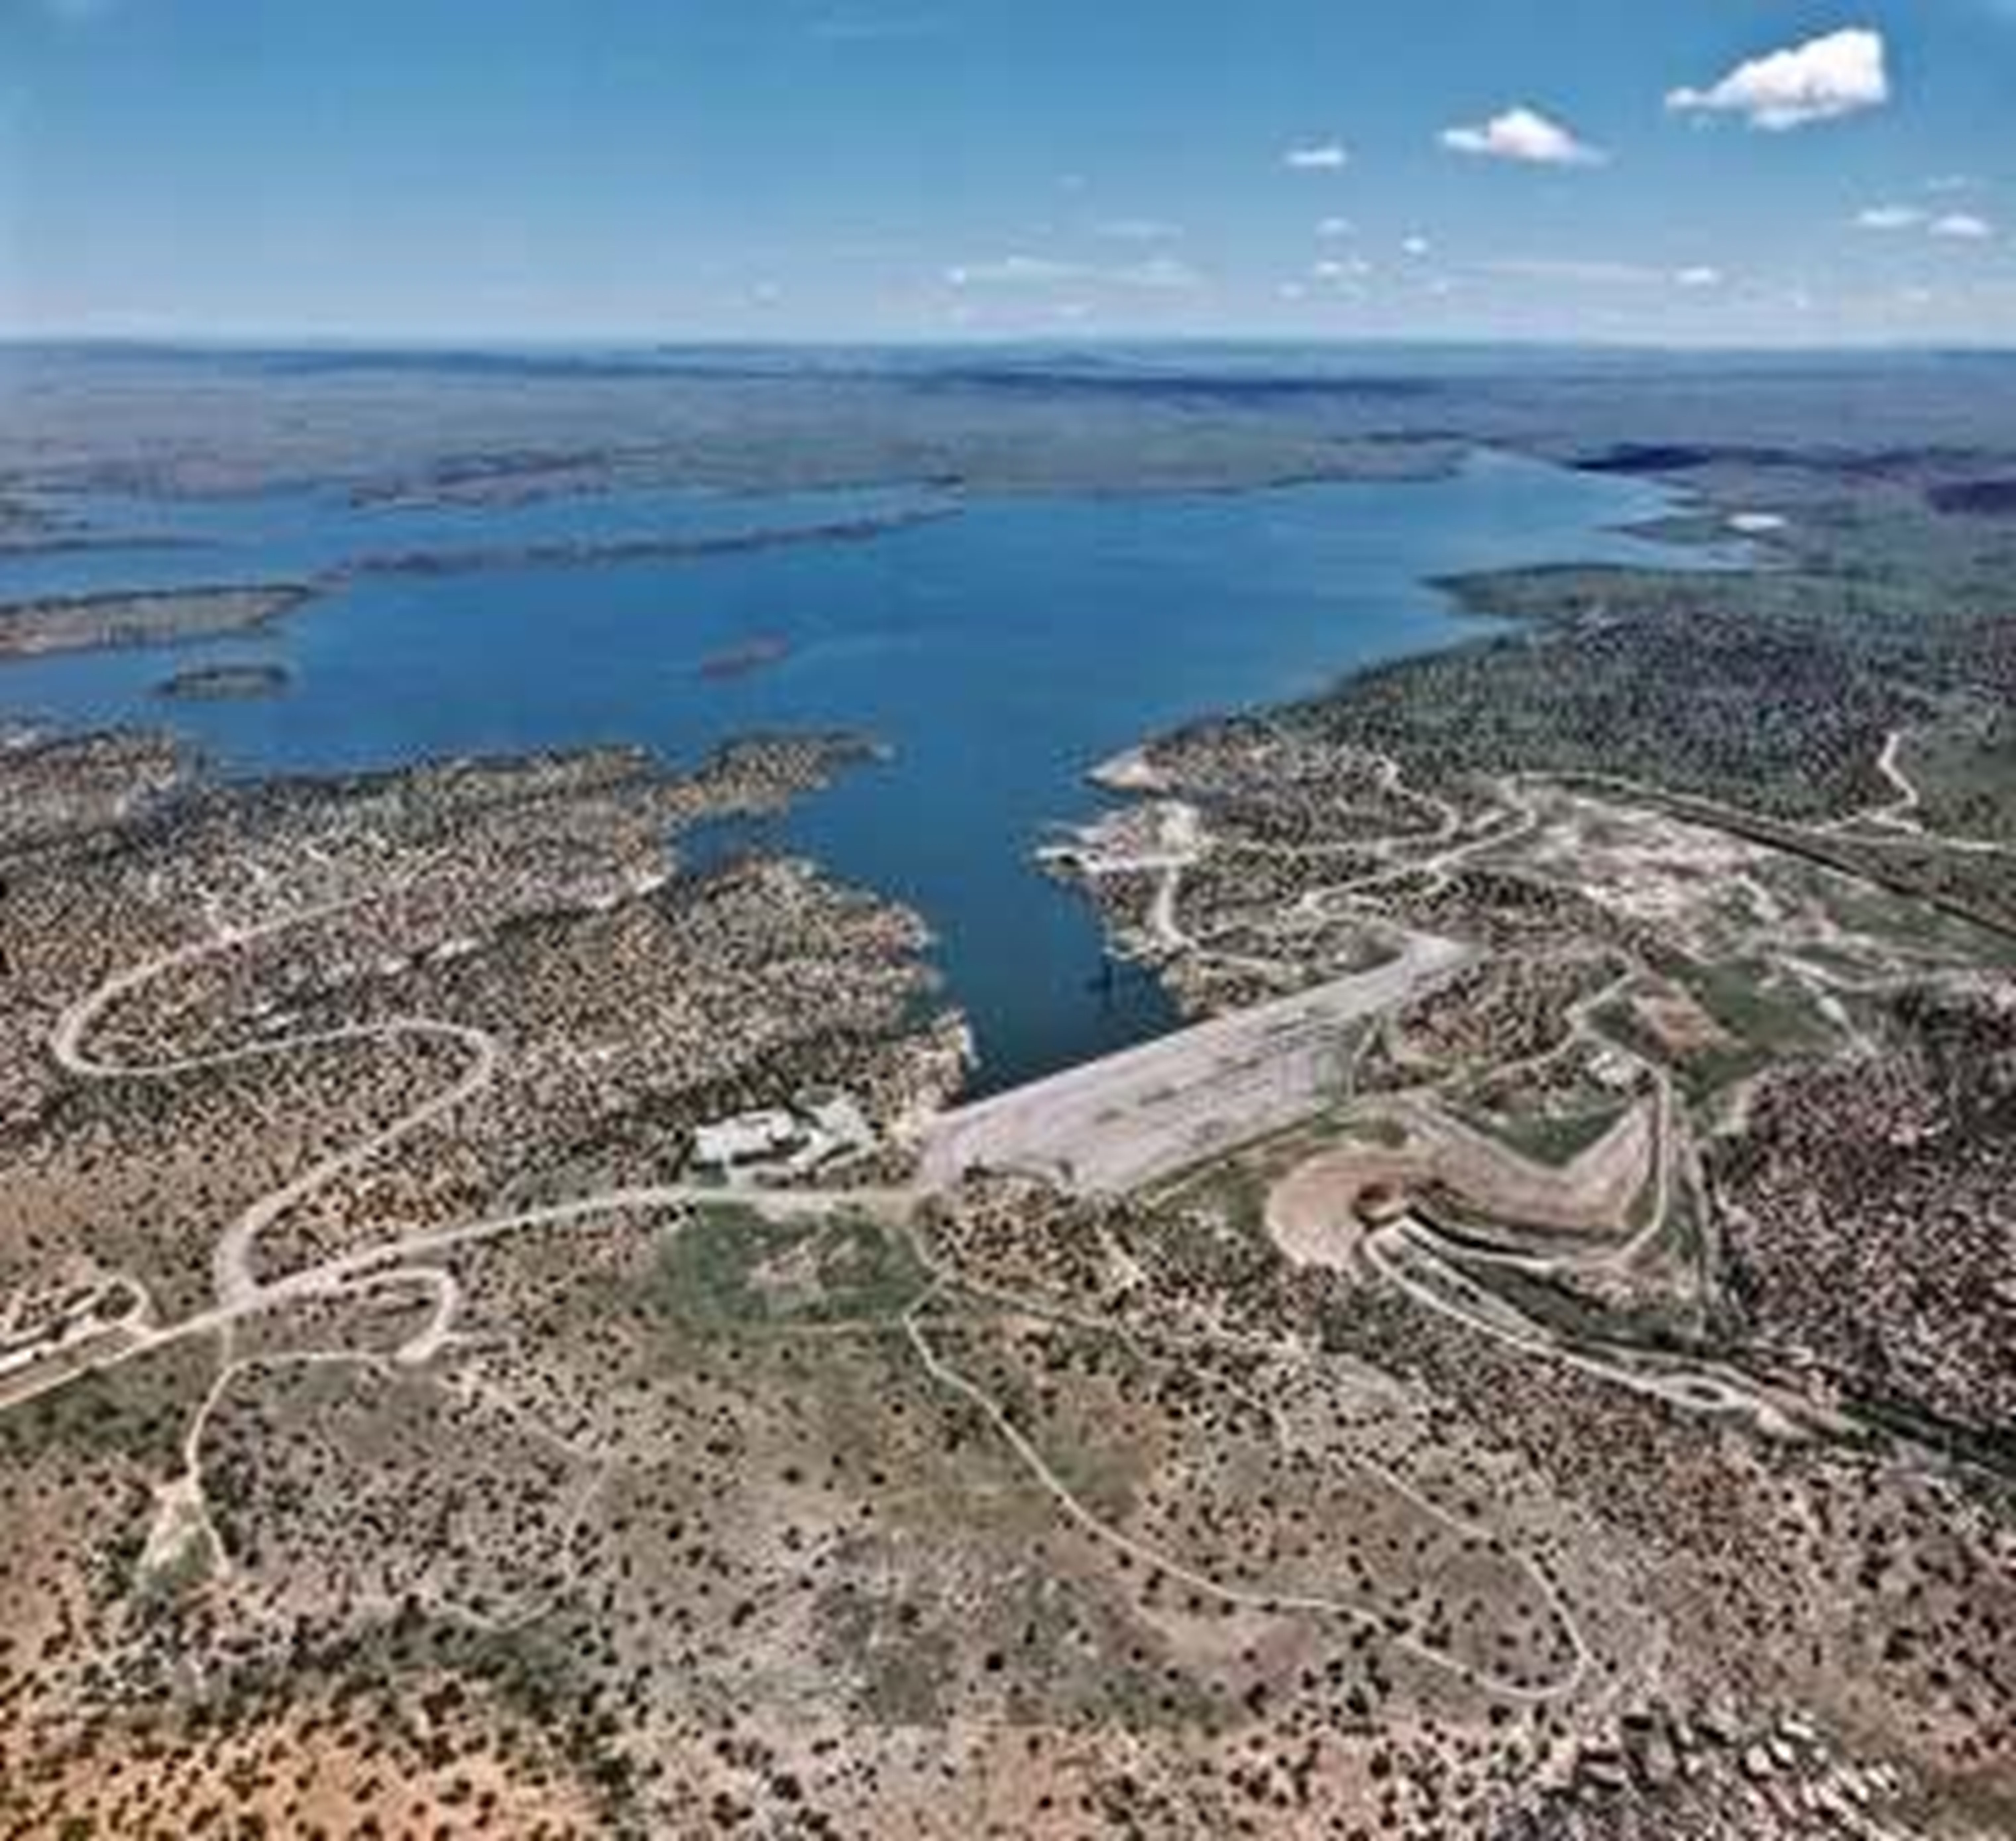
[1447,1102,1628,1169]
[649,1205,927,1330]
[1683,957,1839,1055]
[1899,706,2016,846]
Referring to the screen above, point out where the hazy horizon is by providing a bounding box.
[7,332,2016,361]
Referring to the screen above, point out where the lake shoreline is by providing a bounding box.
[0,454,1712,1094]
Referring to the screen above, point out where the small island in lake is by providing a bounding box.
[697,632,792,680]
[0,584,313,660]
[153,661,294,701]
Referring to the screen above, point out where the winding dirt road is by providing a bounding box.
[19,891,1610,1705]
[14,772,1906,1700]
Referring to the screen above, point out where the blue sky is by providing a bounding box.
[2,0,2012,344]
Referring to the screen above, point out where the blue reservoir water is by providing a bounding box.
[0,453,1714,1092]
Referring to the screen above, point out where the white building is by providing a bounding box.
[689,1090,877,1184]
[692,1108,803,1172]
[800,1089,874,1159]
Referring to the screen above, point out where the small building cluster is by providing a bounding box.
[689,1088,876,1185]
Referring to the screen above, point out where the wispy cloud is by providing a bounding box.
[1109,254,1203,290]
[807,5,950,44]
[1090,217,1184,243]
[1484,257,1728,290]
[945,252,1203,292]
[1440,106,1607,168]
[1668,27,1889,132]
[945,256,1081,288]
[1484,257,1665,286]
[1283,143,1350,172]
[1855,203,1996,241]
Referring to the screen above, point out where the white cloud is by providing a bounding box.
[1667,28,1889,132]
[1316,216,1356,239]
[1675,265,1724,289]
[1440,106,1607,167]
[1401,235,1432,258]
[1312,256,1372,283]
[1855,204,1995,241]
[1284,143,1350,171]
